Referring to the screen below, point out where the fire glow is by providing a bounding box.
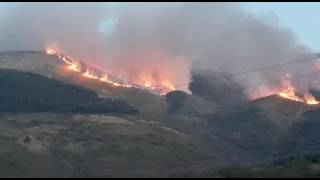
[83,70,99,80]
[277,73,319,105]
[278,86,304,103]
[46,48,56,55]
[278,87,319,105]
[46,48,134,88]
[68,63,80,72]
[45,48,178,92]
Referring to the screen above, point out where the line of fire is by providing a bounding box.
[46,48,320,105]
[45,48,176,95]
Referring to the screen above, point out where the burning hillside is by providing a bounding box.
[278,86,319,105]
[48,46,320,106]
[45,48,177,95]
[248,72,320,106]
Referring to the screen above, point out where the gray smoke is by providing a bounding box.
[0,2,315,97]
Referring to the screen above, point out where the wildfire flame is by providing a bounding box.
[140,81,175,94]
[61,57,73,65]
[45,48,150,91]
[45,48,320,101]
[46,48,56,55]
[304,94,319,105]
[278,86,304,103]
[68,63,80,72]
[83,69,99,80]
[99,75,108,82]
[278,73,319,105]
[161,81,176,91]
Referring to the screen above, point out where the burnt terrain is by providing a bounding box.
[0,51,320,177]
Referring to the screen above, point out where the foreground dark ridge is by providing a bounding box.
[2,51,320,177]
[0,68,137,114]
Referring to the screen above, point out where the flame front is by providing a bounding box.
[278,86,304,103]
[46,48,56,55]
[99,75,108,82]
[304,94,319,105]
[46,48,139,90]
[83,70,99,79]
[140,80,176,94]
[68,63,80,72]
[277,73,319,105]
[45,48,179,94]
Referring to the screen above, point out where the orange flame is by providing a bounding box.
[61,57,73,65]
[278,73,319,105]
[83,70,99,80]
[45,48,137,90]
[68,63,81,72]
[161,81,176,91]
[46,48,56,55]
[304,94,319,105]
[99,75,108,82]
[278,86,304,103]
[144,82,152,88]
[141,81,175,94]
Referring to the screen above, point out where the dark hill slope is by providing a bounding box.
[0,51,166,120]
[0,69,137,114]
[0,68,98,112]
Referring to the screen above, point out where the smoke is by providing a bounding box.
[0,3,106,57]
[189,69,247,104]
[0,2,314,96]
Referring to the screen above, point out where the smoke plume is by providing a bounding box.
[0,2,314,96]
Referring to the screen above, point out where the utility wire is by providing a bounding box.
[168,53,320,90]
[4,52,320,114]
[232,53,320,77]
[244,71,319,91]
[44,53,320,114]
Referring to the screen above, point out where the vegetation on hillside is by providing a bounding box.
[0,69,137,115]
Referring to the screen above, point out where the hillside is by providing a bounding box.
[0,113,229,178]
[0,68,98,112]
[187,152,320,178]
[0,51,168,120]
[2,51,320,177]
[0,69,137,115]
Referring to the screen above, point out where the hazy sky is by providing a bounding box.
[0,2,319,51]
[0,2,318,96]
[243,2,320,52]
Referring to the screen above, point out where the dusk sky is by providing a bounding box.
[243,2,320,51]
[0,2,319,51]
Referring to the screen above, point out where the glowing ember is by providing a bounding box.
[46,48,175,95]
[99,75,108,82]
[161,81,176,91]
[112,82,121,87]
[277,73,319,105]
[278,86,304,103]
[46,48,56,55]
[83,70,99,79]
[144,82,152,88]
[304,94,319,105]
[61,57,73,65]
[68,63,80,72]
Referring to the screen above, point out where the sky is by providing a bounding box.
[243,2,320,52]
[0,2,319,51]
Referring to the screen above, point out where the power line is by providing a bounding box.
[41,52,320,119]
[27,51,320,94]
[169,53,320,90]
[5,52,320,115]
[232,53,320,77]
[244,71,319,91]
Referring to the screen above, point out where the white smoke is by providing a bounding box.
[0,2,314,95]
